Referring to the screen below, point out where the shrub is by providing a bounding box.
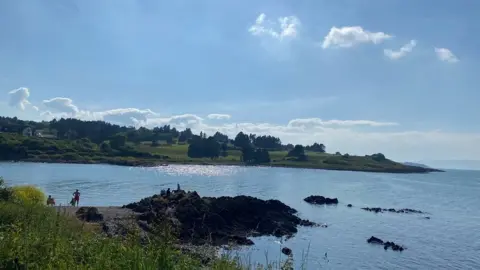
[11,185,46,205]
[0,177,13,202]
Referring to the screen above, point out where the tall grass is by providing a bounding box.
[0,177,304,269]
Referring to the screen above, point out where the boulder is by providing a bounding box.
[347,204,353,207]
[76,207,103,222]
[282,247,292,256]
[367,236,384,245]
[304,195,338,205]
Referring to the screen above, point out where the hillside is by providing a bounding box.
[0,116,442,173]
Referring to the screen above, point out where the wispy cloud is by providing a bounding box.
[434,47,459,63]
[322,26,392,49]
[207,114,231,120]
[249,13,301,40]
[384,40,417,60]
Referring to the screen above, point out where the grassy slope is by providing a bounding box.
[0,201,299,269]
[1,133,439,173]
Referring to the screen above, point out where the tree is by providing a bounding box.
[241,146,270,164]
[371,153,387,162]
[305,142,326,153]
[287,144,305,157]
[187,136,220,159]
[287,144,307,161]
[234,132,250,148]
[252,135,282,149]
[213,132,229,143]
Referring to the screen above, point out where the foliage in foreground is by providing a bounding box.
[0,179,298,270]
[10,185,46,205]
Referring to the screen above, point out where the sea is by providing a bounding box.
[1,162,479,270]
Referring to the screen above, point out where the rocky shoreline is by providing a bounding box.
[59,191,432,265]
[122,190,318,246]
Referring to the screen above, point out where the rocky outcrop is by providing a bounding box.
[304,195,338,205]
[361,207,424,214]
[123,190,317,246]
[76,207,104,222]
[367,236,405,252]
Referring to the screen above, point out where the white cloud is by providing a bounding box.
[322,26,392,49]
[434,47,459,63]
[43,97,79,114]
[98,108,157,126]
[249,13,300,40]
[384,40,417,60]
[145,114,204,128]
[8,87,31,110]
[207,114,231,120]
[287,118,398,128]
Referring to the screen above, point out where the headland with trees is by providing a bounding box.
[0,116,440,173]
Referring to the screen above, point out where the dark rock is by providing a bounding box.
[282,247,292,256]
[361,207,425,214]
[367,236,384,245]
[347,204,353,207]
[304,195,338,205]
[367,236,405,252]
[76,207,104,222]
[124,190,317,246]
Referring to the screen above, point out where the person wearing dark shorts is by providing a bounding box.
[73,189,80,206]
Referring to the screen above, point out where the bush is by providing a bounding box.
[11,185,46,205]
[0,177,13,202]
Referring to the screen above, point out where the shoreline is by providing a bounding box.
[4,158,444,174]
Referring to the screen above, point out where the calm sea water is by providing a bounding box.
[1,162,479,270]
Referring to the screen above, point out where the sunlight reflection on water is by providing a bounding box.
[140,164,246,177]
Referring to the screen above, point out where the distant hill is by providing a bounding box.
[403,162,431,169]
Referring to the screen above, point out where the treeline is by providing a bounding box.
[0,116,328,165]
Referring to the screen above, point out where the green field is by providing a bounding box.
[128,142,432,173]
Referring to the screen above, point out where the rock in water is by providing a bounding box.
[76,207,103,222]
[123,190,317,246]
[361,207,425,214]
[304,195,339,205]
[282,247,292,256]
[367,236,384,244]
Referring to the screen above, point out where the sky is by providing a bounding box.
[1,0,479,168]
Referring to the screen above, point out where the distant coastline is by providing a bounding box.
[1,116,443,174]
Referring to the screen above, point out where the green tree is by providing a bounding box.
[234,132,250,148]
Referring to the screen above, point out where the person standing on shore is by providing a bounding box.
[73,189,80,206]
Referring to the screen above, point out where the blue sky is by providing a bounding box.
[1,0,479,167]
